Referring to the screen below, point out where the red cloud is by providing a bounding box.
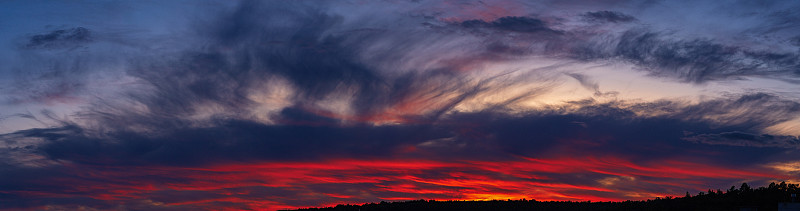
[5,156,790,210]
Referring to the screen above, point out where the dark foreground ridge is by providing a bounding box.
[291,182,800,211]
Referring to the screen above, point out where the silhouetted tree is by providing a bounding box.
[293,182,800,211]
[741,183,752,192]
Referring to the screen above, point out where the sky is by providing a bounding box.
[1,0,800,210]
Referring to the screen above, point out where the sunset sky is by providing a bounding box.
[2,0,800,210]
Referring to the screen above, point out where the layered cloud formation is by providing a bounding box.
[2,0,800,210]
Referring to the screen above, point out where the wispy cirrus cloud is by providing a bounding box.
[2,0,800,210]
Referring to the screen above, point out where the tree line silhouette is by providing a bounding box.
[291,182,800,211]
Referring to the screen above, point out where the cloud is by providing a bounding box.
[607,30,800,83]
[106,2,565,130]
[3,53,91,105]
[684,131,800,148]
[0,155,787,210]
[24,27,92,50]
[582,11,636,23]
[3,1,800,210]
[4,24,145,106]
[4,93,797,171]
[440,14,800,84]
[564,73,618,97]
[791,36,800,46]
[459,16,562,34]
[667,93,800,129]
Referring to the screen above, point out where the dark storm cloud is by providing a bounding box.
[582,11,636,23]
[24,27,92,49]
[684,131,800,148]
